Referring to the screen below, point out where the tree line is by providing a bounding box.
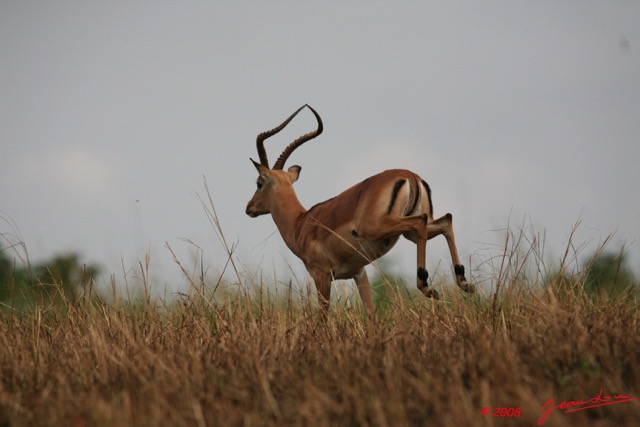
[0,248,99,308]
[0,245,637,310]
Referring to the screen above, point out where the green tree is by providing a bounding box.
[583,251,637,298]
[0,246,100,308]
[0,246,14,301]
[32,253,100,300]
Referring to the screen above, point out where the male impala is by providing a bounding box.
[246,104,474,316]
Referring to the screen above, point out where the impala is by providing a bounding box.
[246,105,474,316]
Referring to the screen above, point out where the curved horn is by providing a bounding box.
[273,104,323,170]
[256,105,307,168]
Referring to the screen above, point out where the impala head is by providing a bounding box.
[245,104,323,218]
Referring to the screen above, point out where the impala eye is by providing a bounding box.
[256,181,263,189]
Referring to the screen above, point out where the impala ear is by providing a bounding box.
[251,158,269,176]
[287,165,301,183]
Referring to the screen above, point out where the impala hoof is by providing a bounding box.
[422,287,440,300]
[417,267,429,284]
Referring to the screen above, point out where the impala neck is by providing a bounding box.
[270,188,307,254]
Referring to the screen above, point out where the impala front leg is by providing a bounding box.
[353,269,375,317]
[311,270,332,320]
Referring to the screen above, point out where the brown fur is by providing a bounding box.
[247,165,474,318]
[246,106,474,318]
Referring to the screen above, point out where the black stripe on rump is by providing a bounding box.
[387,179,407,214]
[421,179,433,217]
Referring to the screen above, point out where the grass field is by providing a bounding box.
[1,268,638,427]
[1,218,639,426]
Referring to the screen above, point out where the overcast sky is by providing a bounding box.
[2,2,639,296]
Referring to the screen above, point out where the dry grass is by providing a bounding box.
[1,203,639,426]
[0,273,638,427]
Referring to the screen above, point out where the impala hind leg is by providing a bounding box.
[426,213,475,293]
[353,213,439,299]
[416,233,439,300]
[352,213,429,242]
